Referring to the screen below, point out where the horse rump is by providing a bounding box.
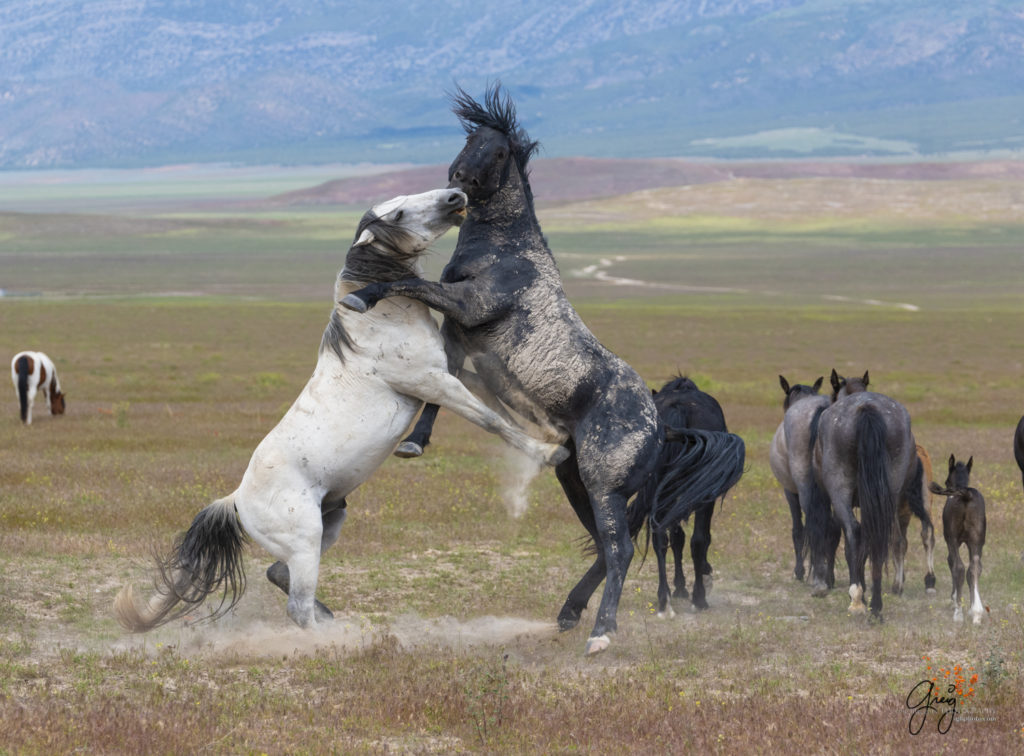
[644,426,746,533]
[115,496,247,632]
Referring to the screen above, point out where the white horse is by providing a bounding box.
[116,188,568,632]
[11,351,65,425]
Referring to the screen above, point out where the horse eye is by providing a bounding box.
[394,210,404,222]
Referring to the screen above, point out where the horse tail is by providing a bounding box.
[646,426,746,533]
[15,355,30,423]
[114,494,247,632]
[905,456,930,526]
[802,404,833,576]
[855,406,895,570]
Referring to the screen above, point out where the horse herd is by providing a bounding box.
[11,86,1018,654]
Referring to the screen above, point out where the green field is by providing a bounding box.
[2,168,1023,753]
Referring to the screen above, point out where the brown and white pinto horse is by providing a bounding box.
[11,351,66,425]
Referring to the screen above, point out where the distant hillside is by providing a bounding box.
[1,1,1022,169]
[268,157,1024,207]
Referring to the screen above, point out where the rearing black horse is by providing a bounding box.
[342,85,745,654]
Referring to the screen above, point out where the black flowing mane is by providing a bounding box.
[449,84,539,196]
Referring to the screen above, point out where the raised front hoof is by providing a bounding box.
[584,634,611,656]
[339,293,368,313]
[314,600,334,622]
[545,444,571,466]
[394,441,424,458]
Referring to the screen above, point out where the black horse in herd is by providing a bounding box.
[343,85,745,654]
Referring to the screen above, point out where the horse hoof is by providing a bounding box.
[810,583,830,598]
[557,614,581,632]
[925,587,938,596]
[953,609,964,623]
[848,604,867,615]
[314,600,334,622]
[340,293,368,313]
[656,606,675,620]
[585,635,611,655]
[394,441,424,458]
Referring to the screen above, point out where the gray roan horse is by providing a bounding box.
[930,454,987,624]
[812,388,923,620]
[115,189,568,634]
[828,369,936,595]
[341,85,745,654]
[769,375,838,591]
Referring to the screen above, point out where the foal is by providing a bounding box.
[930,455,987,624]
[11,351,66,424]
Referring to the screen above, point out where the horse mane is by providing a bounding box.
[450,83,540,196]
[323,209,425,363]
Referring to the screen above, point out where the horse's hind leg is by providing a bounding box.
[947,540,965,623]
[892,503,910,595]
[689,504,713,611]
[967,543,984,625]
[653,527,674,618]
[586,490,633,654]
[265,500,346,623]
[554,449,605,631]
[921,517,937,594]
[784,490,806,581]
[669,525,689,600]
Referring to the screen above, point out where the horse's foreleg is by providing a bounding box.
[652,528,673,618]
[784,490,806,581]
[395,403,440,458]
[892,504,910,595]
[406,371,567,465]
[341,278,514,329]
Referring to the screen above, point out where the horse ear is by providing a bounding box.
[651,388,658,396]
[948,454,956,471]
[353,229,375,247]
[813,376,823,392]
[862,370,870,386]
[966,456,973,473]
[779,375,790,394]
[830,369,840,392]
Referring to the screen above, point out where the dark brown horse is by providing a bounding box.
[930,455,986,624]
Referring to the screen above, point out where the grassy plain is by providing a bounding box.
[1,167,1023,753]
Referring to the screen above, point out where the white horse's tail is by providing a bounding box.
[115,494,247,632]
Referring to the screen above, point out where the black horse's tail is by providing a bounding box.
[636,425,746,535]
[855,406,896,570]
[114,494,248,632]
[15,355,30,423]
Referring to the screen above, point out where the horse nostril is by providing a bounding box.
[447,192,463,205]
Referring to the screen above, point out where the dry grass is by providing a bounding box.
[2,171,1024,753]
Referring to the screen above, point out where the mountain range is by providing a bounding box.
[1,1,1022,170]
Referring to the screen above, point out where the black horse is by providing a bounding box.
[643,376,734,615]
[342,85,745,654]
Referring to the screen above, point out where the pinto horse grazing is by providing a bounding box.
[115,189,569,634]
[930,455,987,624]
[341,85,746,654]
[11,351,66,425]
[644,376,738,616]
[812,389,923,620]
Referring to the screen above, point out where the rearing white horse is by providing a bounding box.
[115,188,568,632]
